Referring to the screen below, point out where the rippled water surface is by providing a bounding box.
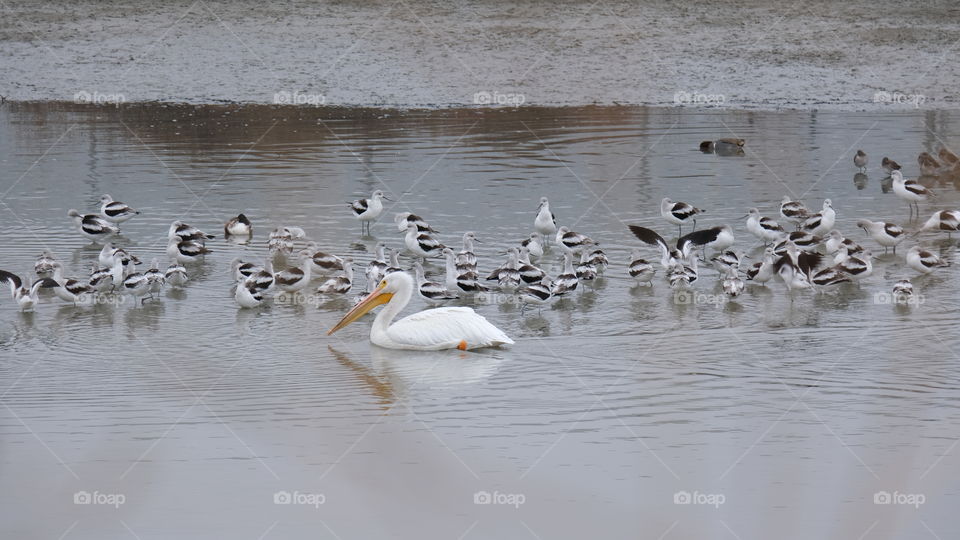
[2,103,960,539]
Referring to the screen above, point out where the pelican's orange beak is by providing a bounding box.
[327,282,393,335]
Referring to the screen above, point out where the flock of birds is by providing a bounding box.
[2,142,958,350]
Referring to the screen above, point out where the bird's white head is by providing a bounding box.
[99,194,114,204]
[891,170,904,182]
[372,190,386,200]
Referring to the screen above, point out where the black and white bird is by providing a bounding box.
[722,267,745,297]
[350,190,387,234]
[520,232,544,260]
[746,208,785,244]
[443,248,489,294]
[535,197,557,241]
[394,212,436,233]
[555,226,593,256]
[385,249,403,275]
[779,196,811,226]
[773,231,821,254]
[412,262,458,304]
[575,248,598,282]
[268,226,307,259]
[144,259,165,300]
[891,170,934,216]
[517,246,546,284]
[224,213,252,238]
[809,265,852,291]
[915,210,960,236]
[661,198,705,235]
[857,219,905,254]
[456,232,480,270]
[824,230,864,255]
[709,250,745,274]
[273,252,313,293]
[551,254,579,297]
[235,275,268,309]
[627,225,684,270]
[99,194,140,224]
[317,258,354,295]
[34,250,57,277]
[167,237,211,264]
[48,262,95,304]
[667,259,698,289]
[67,209,119,244]
[746,247,777,284]
[365,243,389,286]
[906,246,949,275]
[881,157,901,176]
[800,199,836,237]
[303,242,344,274]
[231,258,263,282]
[677,225,735,257]
[404,222,445,260]
[487,247,521,292]
[165,260,189,287]
[519,277,553,314]
[0,270,58,311]
[121,269,152,305]
[628,249,656,286]
[168,221,216,243]
[892,279,914,302]
[835,248,873,285]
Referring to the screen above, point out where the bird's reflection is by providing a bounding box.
[853,172,868,190]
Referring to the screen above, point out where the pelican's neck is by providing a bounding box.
[372,277,412,335]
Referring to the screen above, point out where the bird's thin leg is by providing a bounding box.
[692,219,697,232]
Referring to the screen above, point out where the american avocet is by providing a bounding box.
[881,157,902,176]
[456,232,479,270]
[34,250,57,277]
[661,198,704,235]
[328,271,513,350]
[779,196,811,226]
[99,194,140,224]
[918,152,941,176]
[394,212,436,233]
[892,279,914,302]
[249,259,276,292]
[488,247,521,292]
[0,270,58,311]
[550,254,579,297]
[121,268,152,305]
[48,262,94,304]
[800,199,836,237]
[318,258,354,295]
[385,249,403,275]
[169,221,216,243]
[144,259,165,301]
[746,208,785,244]
[824,230,864,255]
[810,265,852,291]
[627,225,684,270]
[836,249,873,285]
[268,226,307,259]
[520,232,544,260]
[67,209,119,244]
[167,238,211,264]
[906,246,949,275]
[365,243,389,285]
[165,260,189,287]
[915,210,960,237]
[412,262,458,304]
[857,219,905,254]
[678,224,735,257]
[350,190,387,234]
[667,261,696,289]
[517,246,546,284]
[98,244,140,273]
[891,170,934,216]
[224,213,252,238]
[235,275,267,309]
[774,231,821,254]
[710,250,745,274]
[519,277,552,313]
[89,259,123,293]
[628,249,656,286]
[774,242,815,292]
[302,242,344,274]
[584,241,608,273]
[404,222,445,260]
[853,150,868,171]
[535,197,557,241]
[231,258,262,281]
[722,267,745,297]
[442,248,488,294]
[939,147,959,171]
[746,247,777,284]
[273,252,312,293]
[555,226,593,256]
[575,249,597,281]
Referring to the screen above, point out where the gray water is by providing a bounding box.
[1,103,959,540]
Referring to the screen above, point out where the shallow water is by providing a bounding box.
[1,103,959,539]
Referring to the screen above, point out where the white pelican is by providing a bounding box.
[67,209,119,244]
[534,197,557,241]
[660,198,704,235]
[224,213,252,238]
[906,246,949,275]
[853,149,868,171]
[328,272,513,351]
[351,190,387,234]
[99,194,140,224]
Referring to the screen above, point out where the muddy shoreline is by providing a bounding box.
[2,1,959,110]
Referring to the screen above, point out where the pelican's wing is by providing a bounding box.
[386,307,513,350]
